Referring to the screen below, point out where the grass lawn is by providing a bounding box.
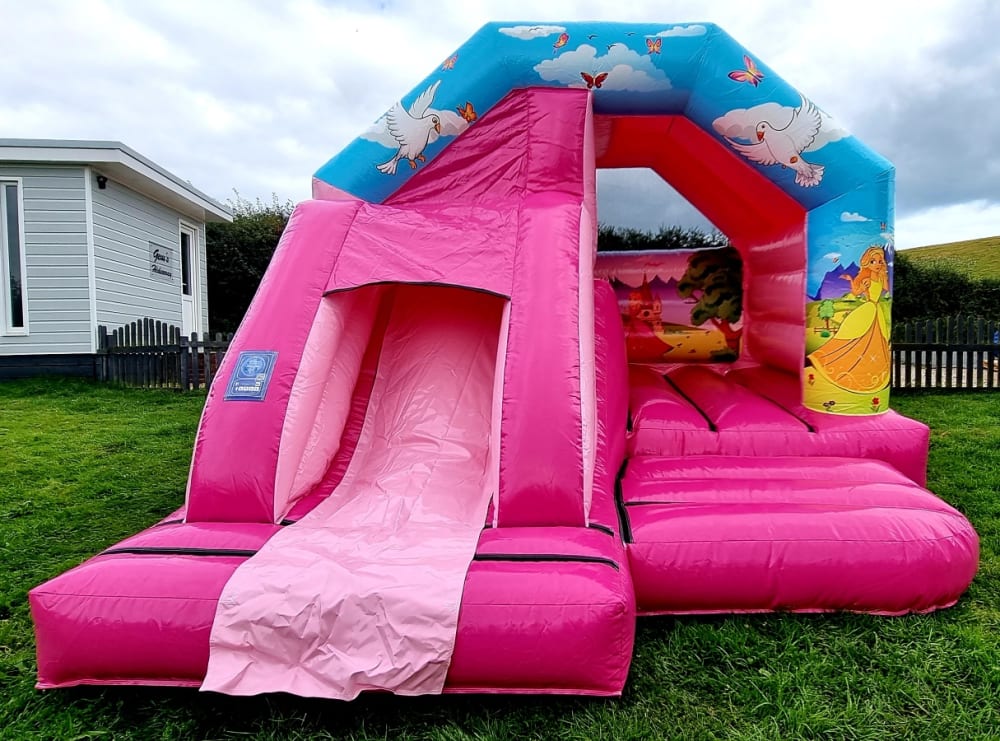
[904,235,1000,280]
[1,379,998,740]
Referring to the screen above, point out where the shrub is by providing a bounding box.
[893,253,1000,322]
[597,225,729,252]
[207,193,294,333]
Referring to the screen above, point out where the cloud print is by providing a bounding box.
[499,25,565,40]
[841,211,871,222]
[653,25,708,38]
[824,252,842,261]
[712,100,849,152]
[535,44,671,92]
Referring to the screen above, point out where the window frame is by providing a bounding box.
[178,220,201,335]
[0,178,29,336]
[180,226,192,297]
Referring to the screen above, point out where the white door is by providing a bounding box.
[180,224,199,337]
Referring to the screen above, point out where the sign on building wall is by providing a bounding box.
[149,242,174,281]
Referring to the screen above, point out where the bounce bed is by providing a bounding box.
[30,21,978,700]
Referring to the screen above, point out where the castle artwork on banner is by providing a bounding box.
[595,247,743,364]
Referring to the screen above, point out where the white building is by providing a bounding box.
[0,139,231,378]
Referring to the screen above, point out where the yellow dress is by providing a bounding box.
[808,279,890,393]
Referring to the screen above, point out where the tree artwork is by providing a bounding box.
[677,247,743,352]
[818,299,836,331]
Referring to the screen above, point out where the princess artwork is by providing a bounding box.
[808,246,891,393]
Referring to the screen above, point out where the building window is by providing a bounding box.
[1,180,27,334]
[180,229,192,296]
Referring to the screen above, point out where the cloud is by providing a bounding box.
[810,112,850,151]
[896,199,1000,250]
[652,25,707,38]
[2,0,996,250]
[824,252,841,262]
[360,120,395,148]
[534,43,671,92]
[841,211,870,222]
[597,168,719,233]
[846,14,1000,216]
[712,100,849,152]
[498,24,565,40]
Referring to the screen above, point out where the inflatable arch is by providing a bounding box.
[30,22,977,700]
[315,21,895,415]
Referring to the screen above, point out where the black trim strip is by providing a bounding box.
[625,500,683,507]
[588,523,615,537]
[662,373,717,431]
[153,518,185,527]
[280,518,297,526]
[101,546,258,558]
[796,413,818,434]
[324,281,510,301]
[614,459,633,544]
[473,553,619,571]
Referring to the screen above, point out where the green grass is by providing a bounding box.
[1,379,998,740]
[904,235,1000,280]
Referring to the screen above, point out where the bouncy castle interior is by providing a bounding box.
[30,21,979,700]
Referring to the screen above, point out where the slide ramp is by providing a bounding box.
[202,286,503,699]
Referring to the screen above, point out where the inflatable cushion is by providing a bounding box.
[628,364,930,484]
[31,518,634,695]
[621,455,979,615]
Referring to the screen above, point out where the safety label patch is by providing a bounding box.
[224,351,278,401]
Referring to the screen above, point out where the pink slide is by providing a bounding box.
[32,88,637,696]
[29,21,979,700]
[203,287,503,698]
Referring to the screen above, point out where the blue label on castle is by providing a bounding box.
[224,351,278,401]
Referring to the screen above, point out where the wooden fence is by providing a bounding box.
[891,316,1000,391]
[96,319,233,391]
[95,315,999,393]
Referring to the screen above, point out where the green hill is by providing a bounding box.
[902,235,1000,280]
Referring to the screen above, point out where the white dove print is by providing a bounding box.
[363,81,468,175]
[725,95,826,187]
[375,81,448,175]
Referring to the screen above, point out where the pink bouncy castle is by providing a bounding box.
[30,22,978,699]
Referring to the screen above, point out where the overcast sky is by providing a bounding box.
[3,0,995,249]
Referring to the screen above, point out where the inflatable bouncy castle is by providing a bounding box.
[30,22,978,699]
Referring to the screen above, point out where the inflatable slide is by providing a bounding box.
[30,21,978,699]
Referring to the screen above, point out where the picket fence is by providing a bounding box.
[891,315,1000,391]
[96,319,233,391]
[95,315,999,393]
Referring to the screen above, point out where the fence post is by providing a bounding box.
[154,320,163,388]
[943,316,952,389]
[96,325,108,382]
[179,334,190,391]
[989,321,999,390]
[127,322,136,387]
[977,318,986,388]
[190,333,201,390]
[905,318,914,389]
[965,314,970,388]
[142,318,152,389]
